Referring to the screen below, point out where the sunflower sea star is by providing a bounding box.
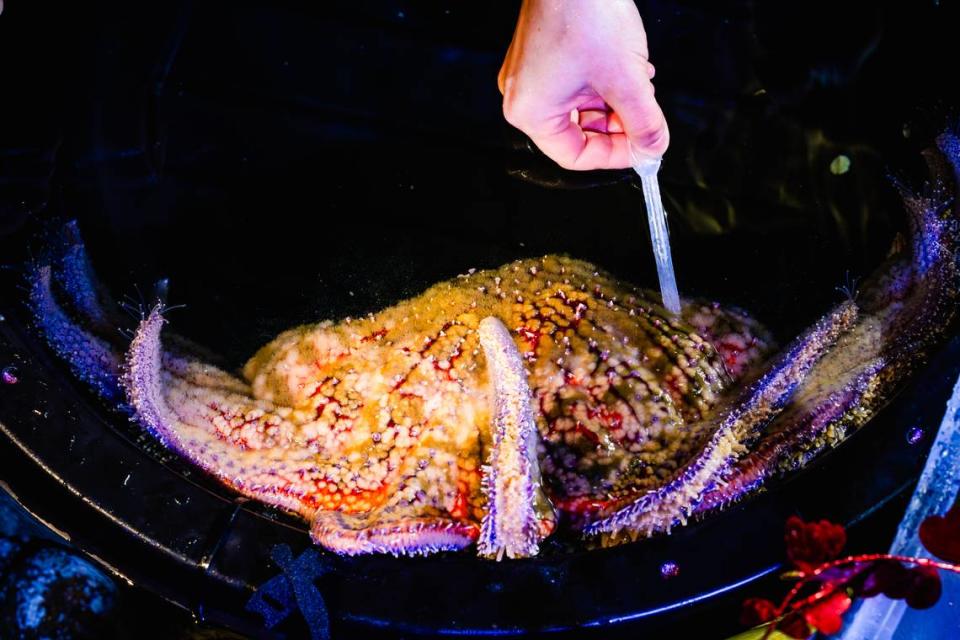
[27,131,960,559]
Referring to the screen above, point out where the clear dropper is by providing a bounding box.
[630,145,681,316]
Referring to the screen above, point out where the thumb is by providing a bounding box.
[602,62,670,159]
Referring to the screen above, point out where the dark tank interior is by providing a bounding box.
[1,1,960,638]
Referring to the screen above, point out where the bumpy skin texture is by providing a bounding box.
[695,132,960,516]
[29,236,772,557]
[27,131,960,558]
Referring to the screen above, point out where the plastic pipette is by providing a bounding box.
[631,147,681,316]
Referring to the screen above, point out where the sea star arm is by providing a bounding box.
[32,230,485,557]
[30,239,330,516]
[29,223,249,397]
[310,509,479,557]
[28,263,125,401]
[476,317,556,560]
[128,308,485,557]
[124,308,321,505]
[583,300,858,542]
[697,132,960,514]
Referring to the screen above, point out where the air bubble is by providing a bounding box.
[830,154,852,175]
[1,366,18,385]
[907,426,924,445]
[660,561,680,579]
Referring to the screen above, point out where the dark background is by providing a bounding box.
[3,0,958,358]
[0,0,959,638]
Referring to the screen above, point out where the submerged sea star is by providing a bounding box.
[27,130,960,558]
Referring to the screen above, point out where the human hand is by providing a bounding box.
[498,0,669,171]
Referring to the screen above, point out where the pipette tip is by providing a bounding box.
[630,147,681,317]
